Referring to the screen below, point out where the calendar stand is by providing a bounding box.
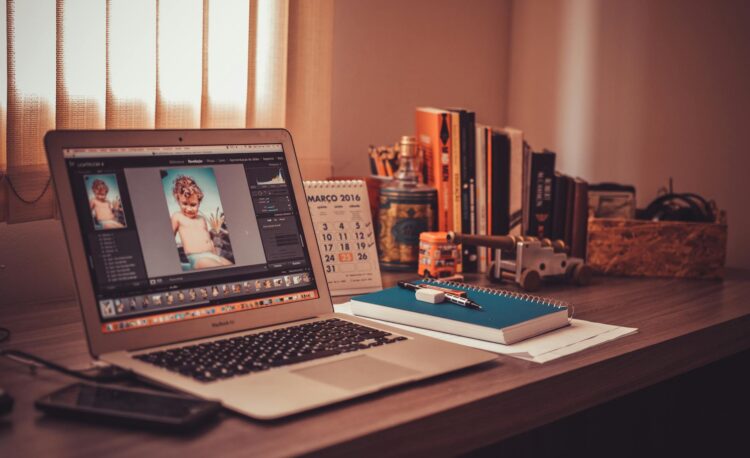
[304,180,383,296]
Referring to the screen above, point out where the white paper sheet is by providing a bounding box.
[334,301,638,364]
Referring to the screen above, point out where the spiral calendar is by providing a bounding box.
[304,180,382,296]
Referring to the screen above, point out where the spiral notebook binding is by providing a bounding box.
[303,179,365,188]
[422,279,574,318]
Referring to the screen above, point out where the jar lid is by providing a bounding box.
[419,231,450,243]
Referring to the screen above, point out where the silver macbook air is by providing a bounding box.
[44,128,496,419]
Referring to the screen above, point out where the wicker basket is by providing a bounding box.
[586,215,727,279]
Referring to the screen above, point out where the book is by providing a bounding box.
[350,279,570,345]
[303,180,382,296]
[475,124,488,273]
[521,140,533,237]
[476,125,523,257]
[488,130,511,237]
[484,128,506,267]
[570,177,589,259]
[448,108,477,272]
[486,129,495,242]
[563,174,576,250]
[551,172,569,241]
[416,108,453,231]
[502,127,525,236]
[523,149,556,239]
[449,111,462,235]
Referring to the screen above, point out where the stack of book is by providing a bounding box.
[415,107,589,272]
[416,107,521,272]
[522,150,589,260]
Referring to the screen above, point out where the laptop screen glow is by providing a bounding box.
[63,143,319,333]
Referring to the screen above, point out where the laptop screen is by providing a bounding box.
[63,143,319,334]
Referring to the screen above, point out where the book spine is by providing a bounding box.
[459,111,470,235]
[563,175,576,250]
[461,111,477,272]
[486,130,493,247]
[416,108,450,231]
[526,151,556,239]
[475,125,488,273]
[571,178,589,259]
[490,131,511,236]
[450,112,461,234]
[522,143,530,235]
[551,172,568,241]
[505,128,524,236]
[467,112,477,271]
[440,114,452,232]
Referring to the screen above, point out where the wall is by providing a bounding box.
[286,0,335,181]
[0,0,514,305]
[5,0,748,307]
[507,0,750,268]
[330,0,512,177]
[0,220,76,305]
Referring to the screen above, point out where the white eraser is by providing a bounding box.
[415,288,445,304]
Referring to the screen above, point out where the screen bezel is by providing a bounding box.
[45,128,332,357]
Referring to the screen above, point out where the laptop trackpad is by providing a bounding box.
[293,355,421,391]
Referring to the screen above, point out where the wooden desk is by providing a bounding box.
[2,271,749,457]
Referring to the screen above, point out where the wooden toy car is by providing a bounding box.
[446,232,592,291]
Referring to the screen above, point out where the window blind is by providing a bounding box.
[0,0,331,224]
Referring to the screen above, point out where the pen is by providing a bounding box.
[397,281,422,292]
[443,292,483,311]
[397,281,483,311]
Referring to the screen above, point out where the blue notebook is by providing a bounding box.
[350,280,570,344]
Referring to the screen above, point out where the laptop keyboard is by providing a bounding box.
[133,318,407,383]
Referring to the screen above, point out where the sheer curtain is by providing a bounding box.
[0,0,333,223]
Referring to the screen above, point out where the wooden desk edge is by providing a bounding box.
[310,314,750,457]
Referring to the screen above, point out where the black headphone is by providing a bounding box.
[641,192,715,223]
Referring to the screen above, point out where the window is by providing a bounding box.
[0,0,333,223]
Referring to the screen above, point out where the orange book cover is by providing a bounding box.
[416,107,452,231]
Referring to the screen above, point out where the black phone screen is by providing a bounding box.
[41,383,218,421]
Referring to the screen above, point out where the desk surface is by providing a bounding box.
[2,271,750,457]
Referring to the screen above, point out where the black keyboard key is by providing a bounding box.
[133,318,405,383]
[268,349,341,367]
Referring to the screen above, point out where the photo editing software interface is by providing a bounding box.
[64,143,319,333]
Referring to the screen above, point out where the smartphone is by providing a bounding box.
[35,383,221,431]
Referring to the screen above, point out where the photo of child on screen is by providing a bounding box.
[165,169,235,271]
[86,174,126,230]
